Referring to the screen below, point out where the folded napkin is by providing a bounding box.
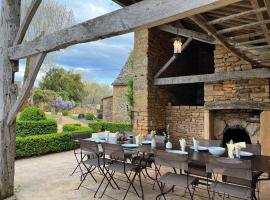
[150,130,156,139]
[105,131,110,141]
[226,140,235,159]
[179,138,186,151]
[234,142,246,149]
[193,137,199,151]
[135,134,144,145]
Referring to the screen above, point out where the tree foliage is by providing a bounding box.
[82,81,112,105]
[39,67,84,102]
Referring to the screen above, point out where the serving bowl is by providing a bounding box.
[208,147,225,157]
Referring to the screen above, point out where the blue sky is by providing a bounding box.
[15,0,134,85]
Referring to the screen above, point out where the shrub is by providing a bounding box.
[19,107,46,121]
[16,131,89,158]
[62,110,69,116]
[85,112,95,120]
[16,119,57,136]
[62,124,92,134]
[89,121,132,133]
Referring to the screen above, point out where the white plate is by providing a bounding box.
[166,150,188,155]
[142,141,152,145]
[236,151,254,157]
[190,146,208,151]
[122,144,139,148]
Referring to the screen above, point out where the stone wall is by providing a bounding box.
[102,96,113,121]
[112,86,130,122]
[70,105,99,115]
[205,44,270,103]
[166,106,205,145]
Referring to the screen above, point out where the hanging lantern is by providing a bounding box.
[173,37,182,54]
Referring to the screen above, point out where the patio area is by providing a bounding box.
[15,150,270,200]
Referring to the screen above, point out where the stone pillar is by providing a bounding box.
[204,110,214,139]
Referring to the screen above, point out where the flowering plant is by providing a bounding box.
[52,97,75,113]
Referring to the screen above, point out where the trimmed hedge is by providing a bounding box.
[16,127,93,158]
[63,124,92,134]
[85,112,95,120]
[89,121,132,133]
[16,119,57,137]
[19,107,46,121]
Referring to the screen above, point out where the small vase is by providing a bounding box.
[166,140,172,149]
[151,138,156,149]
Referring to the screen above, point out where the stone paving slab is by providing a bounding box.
[15,151,270,200]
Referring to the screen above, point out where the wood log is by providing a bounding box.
[8,0,242,60]
[7,53,46,125]
[205,101,270,110]
[158,24,215,44]
[0,0,20,199]
[154,68,270,85]
[13,0,42,45]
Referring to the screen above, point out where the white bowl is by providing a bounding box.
[208,147,225,157]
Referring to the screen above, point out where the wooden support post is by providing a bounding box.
[7,53,46,125]
[0,0,20,199]
[260,111,270,156]
[204,110,214,140]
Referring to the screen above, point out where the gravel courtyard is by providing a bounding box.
[15,151,270,200]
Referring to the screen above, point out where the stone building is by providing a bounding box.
[102,62,132,122]
[108,0,270,155]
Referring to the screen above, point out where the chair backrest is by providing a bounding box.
[139,144,152,154]
[101,143,125,161]
[198,139,222,147]
[206,158,252,180]
[242,143,261,155]
[154,150,189,171]
[72,131,90,141]
[79,139,99,155]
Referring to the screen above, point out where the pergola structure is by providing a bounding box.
[0,0,270,199]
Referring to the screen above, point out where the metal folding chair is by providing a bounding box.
[206,158,254,200]
[96,142,144,200]
[154,149,198,200]
[70,132,90,176]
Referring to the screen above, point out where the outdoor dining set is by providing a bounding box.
[70,132,270,200]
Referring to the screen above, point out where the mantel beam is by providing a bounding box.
[154,68,270,85]
[14,0,42,45]
[8,0,242,60]
[205,101,270,110]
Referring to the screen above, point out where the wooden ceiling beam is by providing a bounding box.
[229,31,266,40]
[238,38,267,45]
[208,7,267,25]
[9,0,243,60]
[217,19,270,34]
[158,24,215,44]
[189,14,262,67]
[250,0,270,46]
[14,0,42,45]
[264,0,270,16]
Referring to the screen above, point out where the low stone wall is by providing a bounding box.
[70,105,98,115]
[166,106,205,145]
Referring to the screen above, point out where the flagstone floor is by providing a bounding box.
[15,151,270,200]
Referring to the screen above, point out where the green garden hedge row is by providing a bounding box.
[63,124,92,134]
[16,126,93,158]
[88,121,132,133]
[16,119,57,137]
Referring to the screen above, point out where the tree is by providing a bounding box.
[39,67,85,102]
[21,0,75,79]
[82,81,112,105]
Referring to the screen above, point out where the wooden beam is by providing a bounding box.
[229,31,266,40]
[217,19,270,34]
[8,0,243,60]
[205,101,270,110]
[264,0,270,16]
[158,24,215,44]
[7,53,46,125]
[208,7,267,25]
[14,0,42,45]
[237,38,267,45]
[154,68,270,85]
[243,44,270,50]
[189,15,262,67]
[154,37,192,79]
[250,0,270,46]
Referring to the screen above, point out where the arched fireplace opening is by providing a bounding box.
[222,128,251,147]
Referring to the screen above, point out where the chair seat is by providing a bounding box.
[81,150,96,156]
[84,158,110,167]
[107,161,140,173]
[224,171,263,188]
[210,182,252,199]
[159,172,197,187]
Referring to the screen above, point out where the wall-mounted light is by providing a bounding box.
[173,37,182,54]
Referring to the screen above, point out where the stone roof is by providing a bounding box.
[113,62,132,86]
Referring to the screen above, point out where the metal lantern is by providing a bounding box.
[173,37,182,54]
